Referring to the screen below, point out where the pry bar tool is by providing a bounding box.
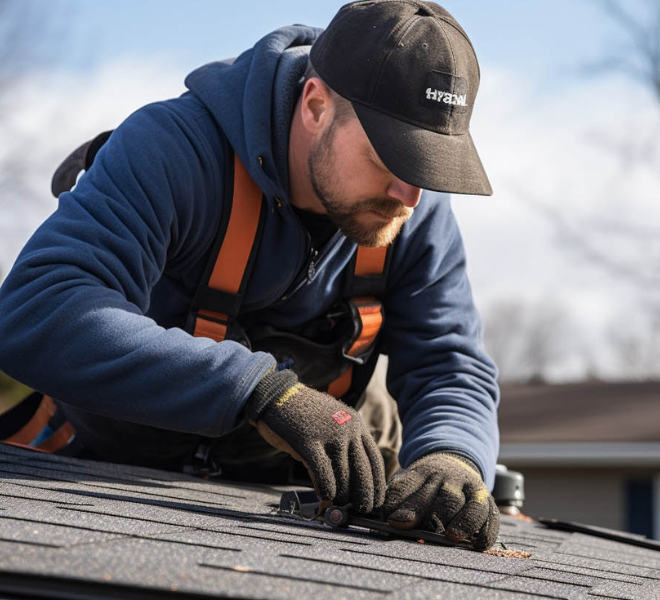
[278,491,475,549]
[323,504,474,549]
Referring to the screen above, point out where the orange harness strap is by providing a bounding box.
[2,395,75,453]
[2,153,264,456]
[38,420,77,453]
[193,154,264,342]
[346,297,385,358]
[1,158,387,456]
[355,245,388,277]
[5,395,57,446]
[327,366,354,399]
[327,246,389,399]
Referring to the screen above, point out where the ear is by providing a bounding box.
[299,77,333,135]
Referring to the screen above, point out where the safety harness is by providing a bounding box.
[1,132,391,454]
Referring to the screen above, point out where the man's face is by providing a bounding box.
[307,110,421,248]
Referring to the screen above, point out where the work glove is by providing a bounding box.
[245,369,386,514]
[382,453,500,551]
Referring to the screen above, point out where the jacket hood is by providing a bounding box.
[185,25,322,201]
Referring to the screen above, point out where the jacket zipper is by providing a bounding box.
[310,229,343,278]
[277,236,315,304]
[274,210,344,304]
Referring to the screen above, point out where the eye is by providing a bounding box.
[372,153,389,172]
[362,147,388,172]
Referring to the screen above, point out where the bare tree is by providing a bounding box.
[500,1,660,383]
[0,0,74,272]
[591,0,660,105]
[482,299,525,382]
[0,0,69,404]
[483,299,572,383]
[513,1,660,284]
[0,1,41,197]
[607,303,660,379]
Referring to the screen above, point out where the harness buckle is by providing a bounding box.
[182,443,223,478]
[341,297,384,366]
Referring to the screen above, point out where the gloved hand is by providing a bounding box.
[382,453,500,551]
[245,369,386,514]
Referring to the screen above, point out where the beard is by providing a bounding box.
[307,119,413,248]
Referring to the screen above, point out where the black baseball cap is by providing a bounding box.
[310,0,493,196]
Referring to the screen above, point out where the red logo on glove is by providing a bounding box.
[332,410,352,425]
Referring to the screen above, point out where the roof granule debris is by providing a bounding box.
[484,548,532,559]
[0,443,658,599]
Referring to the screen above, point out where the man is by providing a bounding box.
[0,0,500,549]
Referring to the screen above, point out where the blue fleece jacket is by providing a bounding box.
[0,26,499,487]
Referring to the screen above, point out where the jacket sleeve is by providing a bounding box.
[0,101,275,437]
[383,192,500,490]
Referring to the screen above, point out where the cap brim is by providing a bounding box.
[352,103,493,196]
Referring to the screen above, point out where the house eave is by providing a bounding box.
[499,442,660,467]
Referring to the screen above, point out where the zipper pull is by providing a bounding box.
[307,249,319,282]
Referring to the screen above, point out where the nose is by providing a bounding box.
[387,178,422,208]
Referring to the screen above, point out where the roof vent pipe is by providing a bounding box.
[493,464,525,516]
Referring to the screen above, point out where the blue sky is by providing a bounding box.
[65,0,618,90]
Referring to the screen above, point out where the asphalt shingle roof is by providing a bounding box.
[500,382,660,443]
[0,443,659,599]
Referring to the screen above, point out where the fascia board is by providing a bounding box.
[499,442,660,467]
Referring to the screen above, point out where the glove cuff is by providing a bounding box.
[438,453,482,479]
[245,368,300,423]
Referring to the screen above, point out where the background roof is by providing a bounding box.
[500,381,660,443]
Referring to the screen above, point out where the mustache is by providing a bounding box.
[352,197,413,219]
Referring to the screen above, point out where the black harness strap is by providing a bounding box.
[51,130,113,197]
